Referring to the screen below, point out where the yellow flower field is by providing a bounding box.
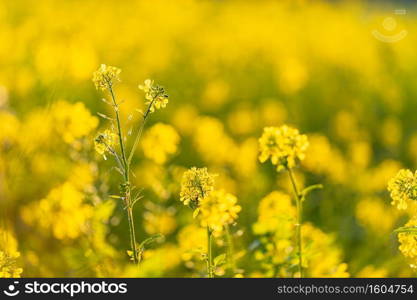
[1,0,417,278]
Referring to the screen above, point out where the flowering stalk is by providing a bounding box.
[93,65,169,264]
[107,83,138,264]
[287,167,303,278]
[388,169,417,267]
[258,125,322,278]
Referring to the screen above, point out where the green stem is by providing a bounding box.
[127,98,156,165]
[127,206,138,264]
[207,227,214,278]
[225,224,236,276]
[287,167,303,278]
[108,85,128,178]
[107,83,138,264]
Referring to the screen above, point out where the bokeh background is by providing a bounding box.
[1,0,417,277]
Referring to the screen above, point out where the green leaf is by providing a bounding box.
[213,253,227,267]
[301,184,323,201]
[138,234,164,250]
[97,112,113,120]
[394,226,417,234]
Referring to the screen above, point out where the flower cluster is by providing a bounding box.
[387,169,417,210]
[0,251,22,278]
[94,129,117,158]
[139,79,169,113]
[258,125,309,171]
[180,167,216,209]
[92,64,121,90]
[397,218,417,264]
[199,190,241,233]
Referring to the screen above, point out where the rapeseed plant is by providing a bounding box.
[388,169,417,269]
[253,192,349,277]
[0,228,23,278]
[258,125,322,277]
[179,167,241,277]
[4,0,417,278]
[92,64,169,264]
[0,251,22,278]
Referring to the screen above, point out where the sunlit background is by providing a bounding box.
[1,0,417,277]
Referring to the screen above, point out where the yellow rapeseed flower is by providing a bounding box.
[398,218,417,264]
[180,167,216,209]
[92,64,121,90]
[355,197,397,234]
[94,129,117,158]
[387,169,417,210]
[0,228,22,278]
[258,125,308,171]
[139,79,169,113]
[0,251,22,278]
[199,190,241,233]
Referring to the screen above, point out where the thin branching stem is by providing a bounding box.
[207,227,214,278]
[127,97,156,165]
[107,82,138,264]
[108,84,129,177]
[287,167,304,278]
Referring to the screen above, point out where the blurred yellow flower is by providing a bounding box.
[137,245,181,277]
[144,206,177,236]
[199,190,241,233]
[52,101,99,145]
[253,191,295,236]
[355,197,397,234]
[258,125,308,171]
[302,224,349,278]
[302,134,346,183]
[0,111,20,146]
[193,116,237,165]
[142,123,180,164]
[177,224,207,262]
[356,265,388,278]
[21,182,93,240]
